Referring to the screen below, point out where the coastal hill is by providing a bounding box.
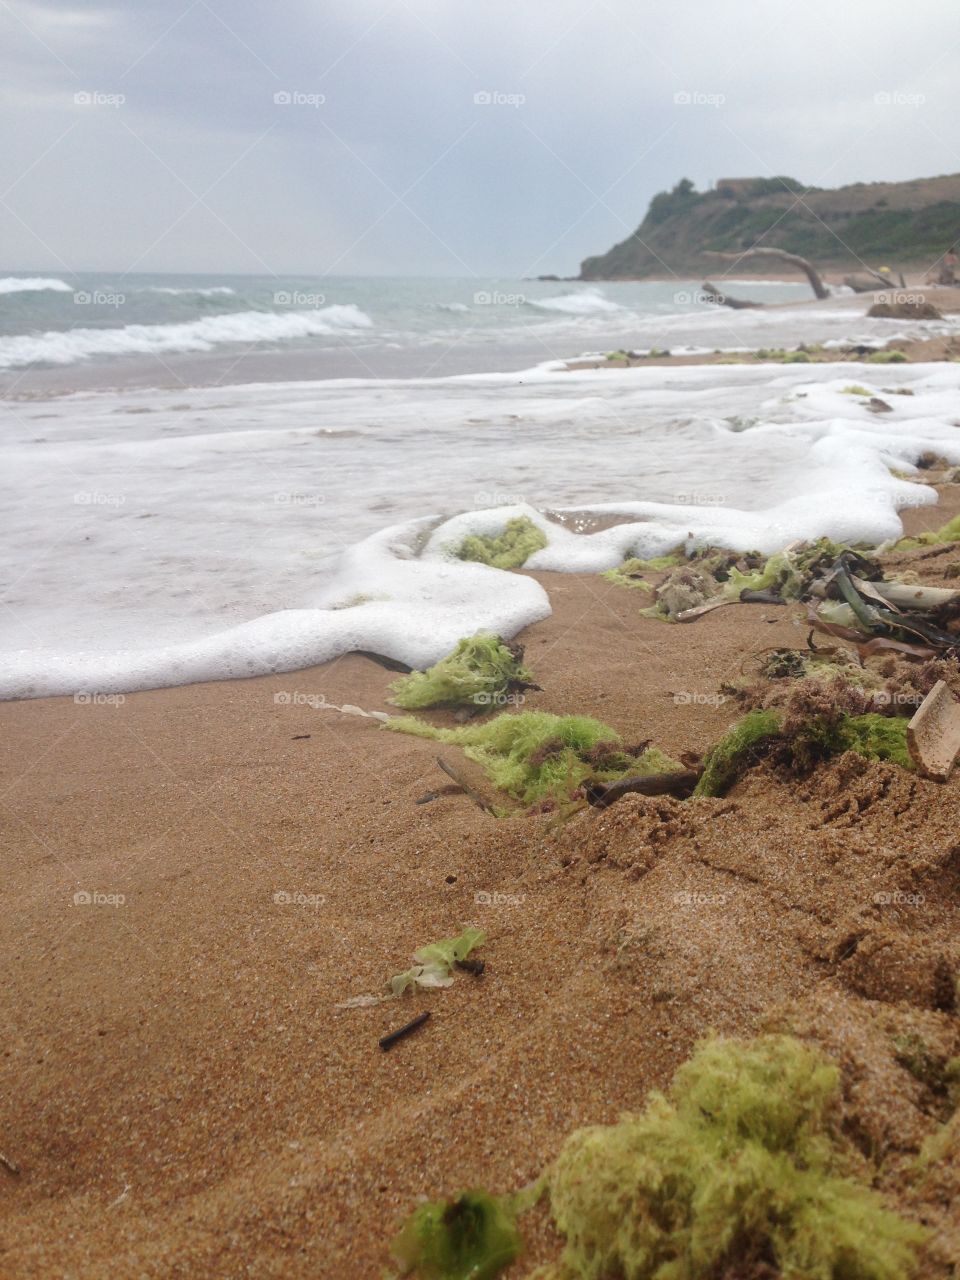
[579,172,960,278]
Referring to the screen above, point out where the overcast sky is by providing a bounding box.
[1,0,958,278]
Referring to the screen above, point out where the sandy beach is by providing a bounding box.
[3,479,960,1277]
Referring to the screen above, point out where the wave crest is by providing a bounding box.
[0,304,373,369]
[0,276,72,295]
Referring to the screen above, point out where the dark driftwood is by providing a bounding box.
[705,247,829,300]
[584,770,701,809]
[700,281,762,310]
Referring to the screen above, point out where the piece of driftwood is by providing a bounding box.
[584,769,701,809]
[700,281,762,310]
[435,753,503,815]
[907,680,960,781]
[705,247,830,300]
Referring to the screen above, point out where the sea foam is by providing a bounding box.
[2,362,958,701]
[0,304,372,369]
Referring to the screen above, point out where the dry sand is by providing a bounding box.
[2,491,960,1277]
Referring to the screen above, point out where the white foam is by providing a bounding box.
[528,289,622,315]
[2,361,959,701]
[0,276,72,295]
[142,285,236,296]
[0,304,372,369]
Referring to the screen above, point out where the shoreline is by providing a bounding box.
[3,483,960,1275]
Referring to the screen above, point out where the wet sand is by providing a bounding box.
[2,491,960,1276]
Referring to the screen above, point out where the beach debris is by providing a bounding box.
[694,695,916,798]
[436,754,501,815]
[619,540,853,624]
[291,733,310,740]
[907,680,960,780]
[391,1188,522,1280]
[455,516,547,570]
[584,769,701,809]
[700,281,762,310]
[867,349,908,363]
[454,957,485,977]
[385,711,681,807]
[390,927,486,997]
[868,299,943,320]
[542,1035,925,1280]
[388,634,538,712]
[705,246,831,299]
[0,1151,20,1177]
[379,1010,432,1052]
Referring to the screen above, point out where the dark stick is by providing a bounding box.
[584,769,701,810]
[379,1010,431,1051]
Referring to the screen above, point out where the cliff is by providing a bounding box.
[579,173,960,279]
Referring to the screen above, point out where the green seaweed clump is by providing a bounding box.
[385,711,679,805]
[867,349,908,363]
[842,384,873,396]
[603,552,683,590]
[694,709,782,797]
[389,634,535,710]
[391,1189,521,1280]
[545,1034,926,1280]
[390,926,485,996]
[456,517,548,570]
[695,705,913,797]
[898,512,960,549]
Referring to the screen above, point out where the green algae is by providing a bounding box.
[694,708,782,797]
[695,709,912,797]
[456,517,548,570]
[389,634,535,711]
[842,384,873,396]
[391,1188,521,1279]
[867,349,908,363]
[602,552,684,590]
[385,711,680,805]
[390,926,486,997]
[897,512,960,550]
[545,1034,926,1280]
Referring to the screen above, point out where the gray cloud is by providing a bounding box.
[0,0,957,276]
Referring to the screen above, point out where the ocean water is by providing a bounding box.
[5,272,956,391]
[2,273,959,699]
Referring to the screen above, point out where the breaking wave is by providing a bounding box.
[0,304,374,369]
[0,276,73,295]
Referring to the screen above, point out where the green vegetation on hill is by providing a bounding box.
[580,173,960,278]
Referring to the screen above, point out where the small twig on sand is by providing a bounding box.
[0,1151,21,1177]
[379,1010,431,1051]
